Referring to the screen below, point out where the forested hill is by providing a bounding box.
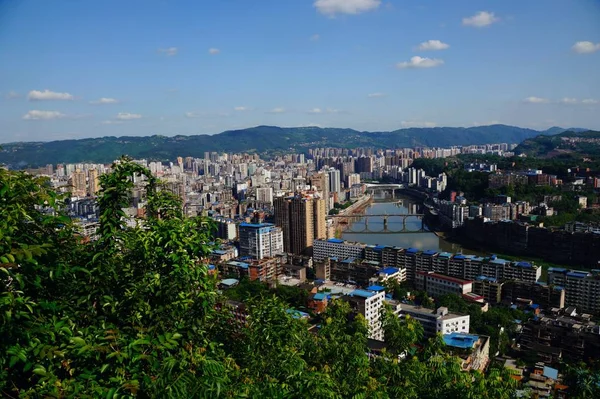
[0,124,583,167]
[514,130,600,158]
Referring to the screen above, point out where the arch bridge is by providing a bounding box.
[329,213,427,234]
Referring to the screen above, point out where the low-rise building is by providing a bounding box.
[415,271,473,297]
[313,238,366,262]
[443,333,490,372]
[547,268,600,314]
[399,304,470,337]
[473,276,503,304]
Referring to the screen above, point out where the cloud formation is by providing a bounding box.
[209,48,220,55]
[572,41,600,54]
[185,112,200,118]
[367,92,386,98]
[28,89,74,101]
[158,47,178,56]
[523,96,550,104]
[90,97,119,104]
[116,112,142,120]
[101,120,124,125]
[462,11,499,27]
[308,108,323,114]
[314,0,381,16]
[268,107,286,113]
[310,34,320,41]
[396,56,444,69]
[234,106,248,111]
[582,99,599,105]
[22,110,66,120]
[559,97,578,104]
[5,91,20,99]
[416,40,450,51]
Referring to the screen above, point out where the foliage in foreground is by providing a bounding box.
[1,161,522,398]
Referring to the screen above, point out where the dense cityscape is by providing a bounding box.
[2,0,600,397]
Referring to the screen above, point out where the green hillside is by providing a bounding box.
[514,130,600,158]
[0,124,570,167]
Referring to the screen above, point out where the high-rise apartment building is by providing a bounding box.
[309,172,329,210]
[274,194,326,255]
[327,167,341,197]
[88,169,99,196]
[71,169,87,196]
[238,222,284,259]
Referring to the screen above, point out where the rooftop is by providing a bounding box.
[366,285,385,292]
[239,222,275,228]
[350,289,376,299]
[381,267,400,275]
[443,332,480,349]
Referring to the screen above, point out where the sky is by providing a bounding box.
[1,0,599,143]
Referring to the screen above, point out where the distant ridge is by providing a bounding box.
[0,124,587,168]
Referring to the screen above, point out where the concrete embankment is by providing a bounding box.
[330,195,373,237]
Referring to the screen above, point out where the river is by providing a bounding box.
[341,193,480,255]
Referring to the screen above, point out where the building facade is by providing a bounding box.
[238,222,284,259]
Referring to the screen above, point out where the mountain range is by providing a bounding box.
[0,124,589,168]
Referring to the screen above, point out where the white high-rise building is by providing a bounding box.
[328,168,341,196]
[238,222,284,260]
[256,187,274,204]
[344,287,386,341]
[346,173,361,188]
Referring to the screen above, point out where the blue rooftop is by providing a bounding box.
[443,332,479,349]
[548,267,567,273]
[213,250,228,255]
[350,289,376,298]
[374,245,387,250]
[423,249,438,256]
[438,252,452,258]
[327,238,344,243]
[313,293,327,301]
[342,257,356,264]
[567,271,589,279]
[381,267,399,275]
[208,264,216,270]
[239,222,275,228]
[543,366,559,380]
[286,309,309,319]
[406,247,419,254]
[227,261,249,269]
[515,261,532,268]
[366,285,385,292]
[454,254,466,260]
[476,275,497,282]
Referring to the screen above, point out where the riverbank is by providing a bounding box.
[331,195,373,238]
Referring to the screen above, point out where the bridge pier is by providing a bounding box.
[383,215,388,231]
[402,216,407,232]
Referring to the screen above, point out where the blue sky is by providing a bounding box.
[1,0,599,142]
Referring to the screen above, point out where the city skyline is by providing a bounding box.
[1,0,599,142]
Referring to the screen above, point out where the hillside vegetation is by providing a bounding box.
[0,124,569,168]
[515,130,600,159]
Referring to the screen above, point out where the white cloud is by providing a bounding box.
[208,48,220,55]
[5,90,20,99]
[234,106,249,111]
[326,108,340,114]
[310,34,320,41]
[89,97,119,104]
[28,89,74,101]
[116,112,142,120]
[396,56,444,69]
[101,120,124,125]
[158,47,178,56]
[572,41,600,54]
[462,11,499,27]
[582,98,599,105]
[308,108,323,114]
[400,121,437,128]
[367,92,386,98]
[185,112,200,118]
[314,0,381,16]
[523,96,550,104]
[416,40,450,51]
[559,97,578,104]
[268,107,286,114]
[22,110,66,120]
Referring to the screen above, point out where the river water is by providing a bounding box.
[341,193,479,255]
